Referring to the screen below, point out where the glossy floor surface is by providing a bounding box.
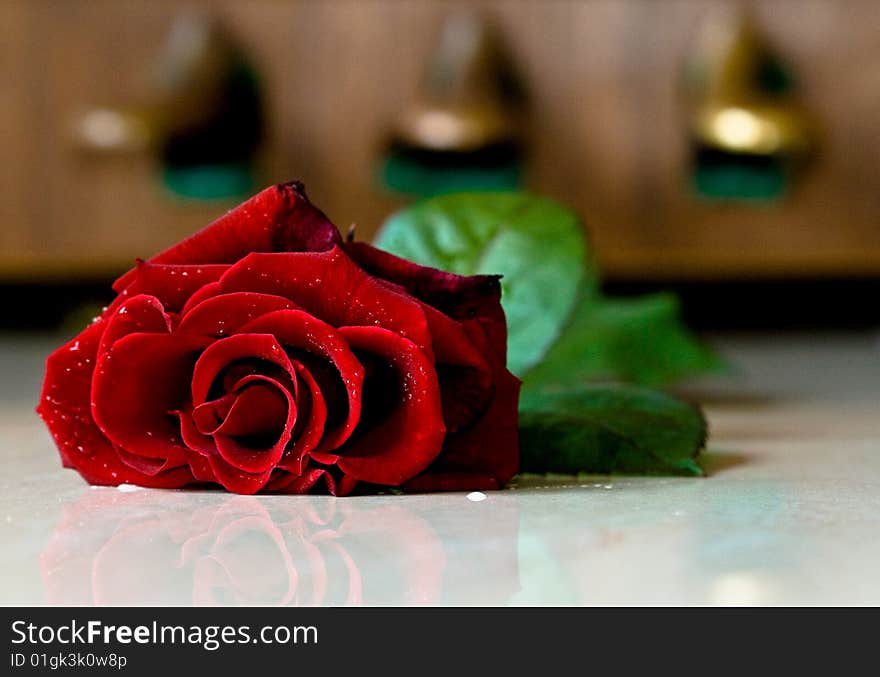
[2,332,879,605]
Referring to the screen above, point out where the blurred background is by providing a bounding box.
[2,0,879,330]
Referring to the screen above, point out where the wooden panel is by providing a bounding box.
[1,0,879,281]
[0,0,32,258]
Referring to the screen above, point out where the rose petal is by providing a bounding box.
[209,376,295,474]
[114,182,341,292]
[91,332,209,472]
[345,241,507,352]
[98,295,172,356]
[37,320,194,488]
[334,473,359,497]
[177,291,299,337]
[276,361,328,473]
[265,467,358,496]
[184,335,303,486]
[184,448,217,483]
[264,467,326,493]
[219,248,435,360]
[238,309,363,452]
[181,281,223,315]
[178,408,219,458]
[191,392,235,434]
[309,450,340,465]
[113,447,171,476]
[418,302,494,431]
[115,261,230,313]
[206,456,274,495]
[179,371,300,468]
[334,326,445,486]
[209,383,288,439]
[410,324,520,489]
[190,333,296,406]
[215,431,289,483]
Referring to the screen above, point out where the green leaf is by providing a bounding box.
[523,291,724,388]
[376,192,591,375]
[518,384,706,476]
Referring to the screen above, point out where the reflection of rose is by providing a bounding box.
[38,181,519,495]
[41,490,519,606]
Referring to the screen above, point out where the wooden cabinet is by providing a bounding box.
[2,0,879,282]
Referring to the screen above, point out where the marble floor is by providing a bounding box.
[1,331,879,605]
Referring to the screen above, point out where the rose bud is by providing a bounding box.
[38,182,519,495]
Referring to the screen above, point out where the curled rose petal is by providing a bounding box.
[201,380,287,439]
[181,281,223,315]
[206,457,275,496]
[193,374,296,475]
[238,309,364,453]
[113,182,341,293]
[177,291,299,338]
[417,303,493,431]
[277,362,328,473]
[190,333,296,406]
[219,248,435,361]
[406,325,520,491]
[334,326,445,486]
[91,332,209,472]
[38,320,194,488]
[345,241,507,353]
[184,334,303,491]
[265,467,359,497]
[98,294,173,357]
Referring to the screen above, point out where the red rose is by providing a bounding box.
[38,182,519,495]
